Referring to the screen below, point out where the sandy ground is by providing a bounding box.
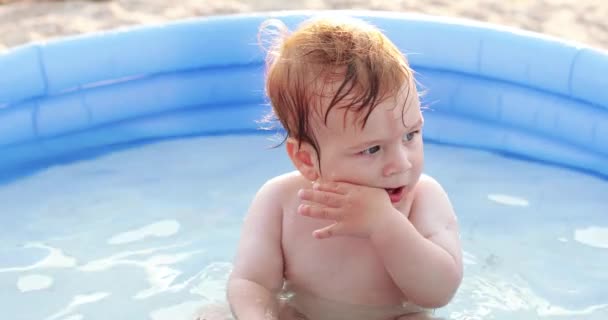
[1,0,608,53]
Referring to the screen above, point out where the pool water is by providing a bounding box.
[0,134,607,320]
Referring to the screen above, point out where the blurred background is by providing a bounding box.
[1,0,607,53]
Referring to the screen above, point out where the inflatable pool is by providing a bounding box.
[0,11,607,320]
[0,11,606,178]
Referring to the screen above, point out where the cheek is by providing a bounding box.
[318,155,344,179]
[320,155,374,183]
[411,143,424,170]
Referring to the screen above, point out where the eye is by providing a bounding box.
[404,130,420,142]
[361,145,381,155]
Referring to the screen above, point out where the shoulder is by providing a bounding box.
[409,174,457,237]
[259,170,308,196]
[242,170,309,234]
[413,174,448,199]
[252,170,309,211]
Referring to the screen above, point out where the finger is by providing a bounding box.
[298,204,343,220]
[313,222,345,239]
[298,189,343,208]
[312,181,348,195]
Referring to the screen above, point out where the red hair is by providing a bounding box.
[261,16,415,159]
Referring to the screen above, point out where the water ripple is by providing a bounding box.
[0,242,76,273]
[107,219,181,245]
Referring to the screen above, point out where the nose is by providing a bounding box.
[382,146,412,177]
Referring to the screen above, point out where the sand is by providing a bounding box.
[1,0,608,53]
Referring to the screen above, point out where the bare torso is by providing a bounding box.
[277,172,430,320]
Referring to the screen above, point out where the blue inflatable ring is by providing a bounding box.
[0,11,606,178]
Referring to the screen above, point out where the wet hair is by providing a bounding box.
[260,16,415,163]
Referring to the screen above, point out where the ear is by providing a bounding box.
[286,138,319,182]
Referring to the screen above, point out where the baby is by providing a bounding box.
[225,15,463,320]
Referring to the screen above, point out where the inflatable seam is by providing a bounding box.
[34,45,49,98]
[80,92,93,126]
[567,47,583,98]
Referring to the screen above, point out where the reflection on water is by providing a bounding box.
[17,273,54,292]
[0,242,77,273]
[76,241,206,299]
[45,292,110,320]
[5,239,214,319]
[132,251,207,299]
[487,193,529,207]
[77,243,190,272]
[537,303,608,317]
[462,251,478,265]
[448,264,608,320]
[190,262,232,302]
[107,219,181,245]
[574,227,608,249]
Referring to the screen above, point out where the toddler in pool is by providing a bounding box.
[203,15,463,320]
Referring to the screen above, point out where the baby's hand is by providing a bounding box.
[297,181,397,239]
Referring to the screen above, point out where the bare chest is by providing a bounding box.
[280,205,403,304]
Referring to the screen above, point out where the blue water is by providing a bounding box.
[0,134,607,320]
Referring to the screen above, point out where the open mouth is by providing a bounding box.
[385,186,405,203]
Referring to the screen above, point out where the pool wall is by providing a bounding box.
[0,11,607,177]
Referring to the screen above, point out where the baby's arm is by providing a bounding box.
[370,175,462,308]
[227,179,285,320]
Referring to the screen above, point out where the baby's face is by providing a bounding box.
[313,83,424,207]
